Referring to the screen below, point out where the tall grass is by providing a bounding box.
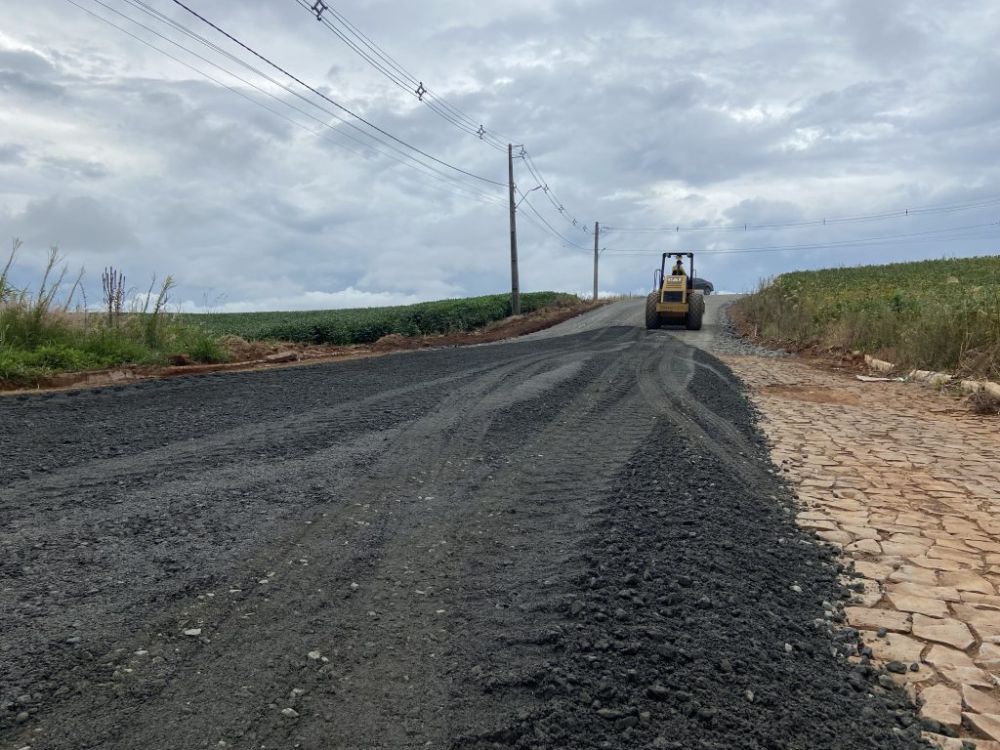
[734,256,1000,380]
[0,241,226,388]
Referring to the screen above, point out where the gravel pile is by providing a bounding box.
[0,326,924,750]
[704,302,788,358]
[454,349,926,750]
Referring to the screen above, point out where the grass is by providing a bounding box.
[180,292,581,345]
[1,239,584,388]
[732,255,1000,380]
[0,242,226,388]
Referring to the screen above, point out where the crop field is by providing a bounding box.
[734,255,1000,378]
[181,291,579,345]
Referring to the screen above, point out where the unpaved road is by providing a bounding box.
[1,300,925,750]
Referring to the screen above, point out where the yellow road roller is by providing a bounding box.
[645,252,705,331]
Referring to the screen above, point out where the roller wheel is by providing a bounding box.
[685,292,705,330]
[645,291,661,330]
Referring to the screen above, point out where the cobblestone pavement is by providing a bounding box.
[723,354,1000,749]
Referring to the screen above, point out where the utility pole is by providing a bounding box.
[592,221,600,302]
[507,143,520,315]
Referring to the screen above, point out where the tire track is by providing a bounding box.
[0,326,926,750]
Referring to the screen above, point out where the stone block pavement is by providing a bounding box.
[722,354,1000,749]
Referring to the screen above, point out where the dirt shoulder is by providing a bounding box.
[0,301,603,396]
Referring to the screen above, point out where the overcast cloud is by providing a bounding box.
[1,0,998,310]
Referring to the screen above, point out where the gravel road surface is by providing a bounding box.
[1,308,925,749]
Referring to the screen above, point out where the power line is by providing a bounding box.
[603,195,1000,234]
[289,0,598,243]
[292,0,511,151]
[169,0,505,188]
[69,0,506,207]
[603,220,1000,256]
[520,149,593,236]
[515,188,590,251]
[302,3,508,150]
[516,209,590,254]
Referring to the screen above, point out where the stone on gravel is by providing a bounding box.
[280,707,299,719]
[182,628,202,637]
[646,684,669,700]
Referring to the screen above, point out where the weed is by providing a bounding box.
[102,266,125,326]
[0,243,229,388]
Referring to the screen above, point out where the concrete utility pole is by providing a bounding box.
[592,221,600,302]
[507,144,520,315]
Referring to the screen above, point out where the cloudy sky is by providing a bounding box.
[1,0,998,310]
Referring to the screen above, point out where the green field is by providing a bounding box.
[2,249,580,388]
[182,292,579,345]
[734,255,1000,379]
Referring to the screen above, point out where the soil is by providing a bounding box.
[760,384,863,406]
[0,319,927,749]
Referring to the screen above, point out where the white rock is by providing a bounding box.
[183,628,202,637]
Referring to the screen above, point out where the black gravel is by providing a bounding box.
[706,301,788,358]
[0,326,925,749]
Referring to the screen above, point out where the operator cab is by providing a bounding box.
[657,252,694,290]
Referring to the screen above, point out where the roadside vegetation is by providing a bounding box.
[733,255,1000,380]
[1,240,585,389]
[180,292,580,345]
[0,241,226,388]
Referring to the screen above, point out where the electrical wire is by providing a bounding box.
[289,0,600,239]
[516,188,590,251]
[603,195,1000,234]
[602,221,1000,256]
[516,209,591,254]
[304,4,508,150]
[520,149,592,235]
[169,0,505,187]
[293,0,511,151]
[122,0,504,203]
[67,0,506,207]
